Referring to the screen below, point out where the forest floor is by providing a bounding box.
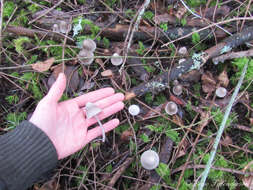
[0,0,253,189]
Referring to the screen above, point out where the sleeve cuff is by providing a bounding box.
[0,121,58,190]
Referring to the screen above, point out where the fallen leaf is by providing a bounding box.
[201,72,216,94]
[101,70,114,77]
[120,129,133,141]
[218,70,229,87]
[179,69,201,83]
[242,161,253,190]
[221,135,233,146]
[51,63,63,79]
[32,58,55,72]
[48,65,79,93]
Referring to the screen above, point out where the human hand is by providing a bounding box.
[29,73,124,159]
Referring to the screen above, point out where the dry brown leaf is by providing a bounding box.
[51,63,63,79]
[218,70,229,87]
[242,161,253,190]
[201,72,216,94]
[221,135,233,146]
[101,70,114,77]
[32,58,55,72]
[120,129,133,141]
[48,65,79,93]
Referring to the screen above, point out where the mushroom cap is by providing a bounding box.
[85,102,102,119]
[59,20,70,34]
[78,49,94,65]
[173,85,183,96]
[128,104,140,116]
[111,53,123,66]
[178,58,186,64]
[215,87,227,98]
[82,39,96,52]
[140,150,159,170]
[178,47,188,55]
[165,101,178,115]
[52,24,59,32]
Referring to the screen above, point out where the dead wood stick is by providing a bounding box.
[5,25,74,42]
[100,24,215,42]
[125,26,253,100]
[212,48,253,64]
[106,157,134,189]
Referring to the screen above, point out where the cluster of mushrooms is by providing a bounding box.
[78,39,124,66]
[78,42,228,170]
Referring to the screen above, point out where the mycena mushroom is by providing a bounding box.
[85,102,105,142]
[140,150,159,170]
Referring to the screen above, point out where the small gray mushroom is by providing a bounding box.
[165,101,178,115]
[52,24,60,33]
[111,53,123,66]
[215,87,227,98]
[128,104,140,116]
[173,85,183,96]
[59,20,70,34]
[78,49,94,65]
[140,150,159,170]
[82,39,96,52]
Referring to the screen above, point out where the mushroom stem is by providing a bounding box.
[94,115,105,142]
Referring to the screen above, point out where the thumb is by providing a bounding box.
[46,73,66,102]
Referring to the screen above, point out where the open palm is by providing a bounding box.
[29,73,124,159]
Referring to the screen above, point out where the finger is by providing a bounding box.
[85,102,124,127]
[73,88,115,107]
[82,93,124,115]
[84,119,119,144]
[46,73,66,102]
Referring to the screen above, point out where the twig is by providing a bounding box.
[178,0,232,36]
[198,61,249,190]
[119,0,150,74]
[28,0,65,24]
[212,48,253,64]
[0,0,4,53]
[106,157,134,189]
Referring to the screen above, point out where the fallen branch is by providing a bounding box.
[212,48,253,64]
[5,25,74,42]
[125,26,253,100]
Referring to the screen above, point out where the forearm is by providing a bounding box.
[0,121,58,190]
